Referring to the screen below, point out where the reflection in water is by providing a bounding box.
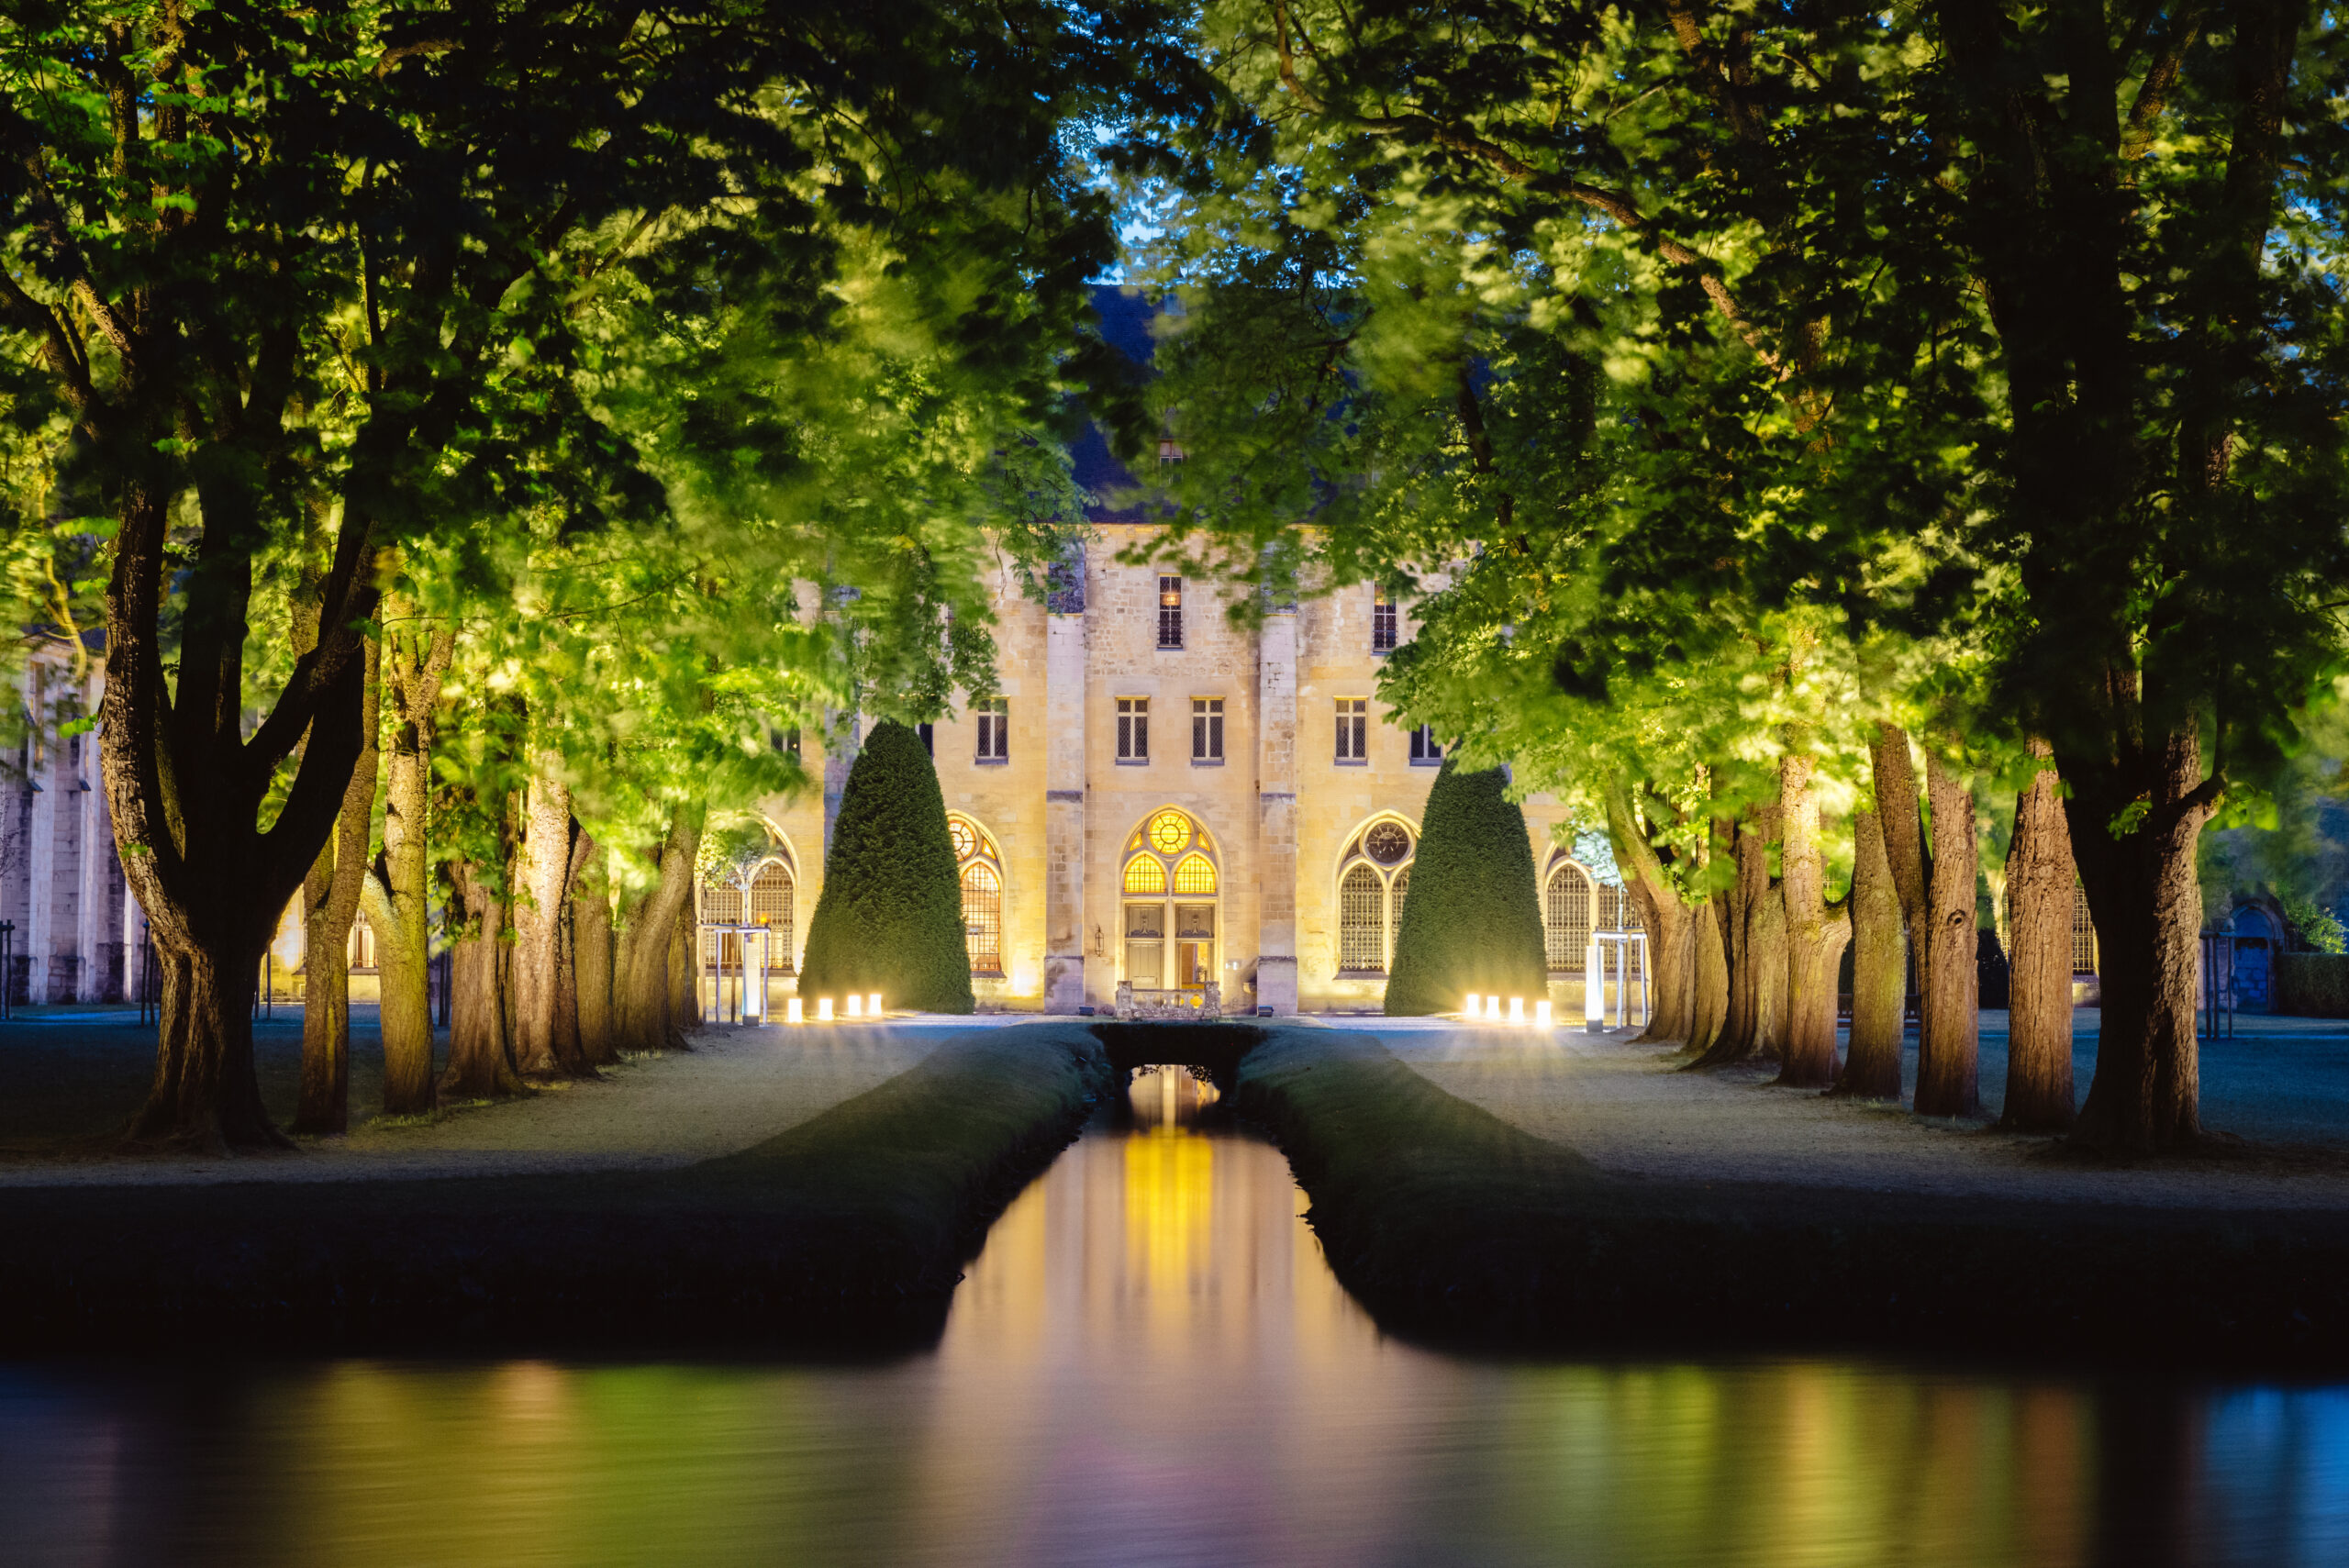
[0,1067,2343,1566]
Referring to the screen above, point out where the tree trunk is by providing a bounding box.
[1687,892,1730,1055]
[1776,749,1852,1087]
[441,856,523,1101]
[127,942,279,1148]
[1690,806,1775,1069]
[1834,806,1908,1101]
[1605,779,1692,1044]
[2002,743,2077,1131]
[2069,726,2211,1152]
[1915,751,1982,1118]
[552,823,593,1069]
[574,834,618,1066]
[510,762,586,1079]
[295,637,383,1136]
[670,895,696,1041]
[1872,723,1932,1058]
[361,615,452,1116]
[614,804,706,1053]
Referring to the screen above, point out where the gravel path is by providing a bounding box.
[0,1017,1022,1188]
[1341,1012,2349,1210]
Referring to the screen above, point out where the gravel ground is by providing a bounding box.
[1342,1008,2349,1210]
[0,1007,1018,1187]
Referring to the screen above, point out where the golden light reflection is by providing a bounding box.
[1123,1073,1218,1295]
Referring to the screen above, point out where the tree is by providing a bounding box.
[798,719,974,1014]
[2003,744,2078,1131]
[1384,759,1547,1015]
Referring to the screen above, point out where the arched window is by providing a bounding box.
[751,861,795,974]
[1335,817,1417,975]
[2072,884,2099,975]
[1545,862,1595,973]
[1119,808,1220,995]
[947,814,1006,977]
[1597,883,1644,932]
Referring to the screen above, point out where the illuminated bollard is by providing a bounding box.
[845,994,863,1018]
[868,992,882,1018]
[1535,999,1553,1029]
[1509,996,1525,1025]
[818,997,834,1021]
[1464,992,1480,1021]
[786,997,804,1024]
[1485,995,1502,1022]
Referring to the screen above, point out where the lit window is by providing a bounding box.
[753,862,796,973]
[1172,853,1217,895]
[1373,584,1398,652]
[1192,696,1224,762]
[2073,884,2098,974]
[1339,865,1386,973]
[1158,575,1184,649]
[962,862,1003,975]
[1124,855,1168,895]
[1335,697,1369,763]
[1409,725,1443,766]
[974,697,1008,762]
[1118,696,1150,762]
[1545,862,1594,972]
[1148,808,1192,855]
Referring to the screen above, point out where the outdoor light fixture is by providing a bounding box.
[787,997,804,1024]
[1485,995,1502,1022]
[1509,996,1525,1024]
[1464,992,1480,1019]
[846,994,863,1018]
[1535,1000,1553,1028]
[867,992,882,1017]
[818,997,834,1021]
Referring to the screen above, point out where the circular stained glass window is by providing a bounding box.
[1148,809,1192,856]
[1364,821,1412,865]
[949,818,976,862]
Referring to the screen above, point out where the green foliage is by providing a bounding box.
[798,720,974,1013]
[1384,759,1547,1015]
[2277,953,2349,1018]
[2284,897,2348,957]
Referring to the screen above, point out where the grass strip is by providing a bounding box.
[0,1022,1112,1352]
[1236,1025,2349,1370]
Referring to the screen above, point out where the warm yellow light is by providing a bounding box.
[1464,992,1480,1019]
[867,991,882,1016]
[1509,996,1525,1024]
[846,994,863,1018]
[1535,999,1553,1028]
[818,997,834,1021]
[1485,995,1502,1021]
[787,997,804,1024]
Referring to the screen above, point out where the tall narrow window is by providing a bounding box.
[917,722,935,757]
[1409,725,1443,766]
[1192,696,1224,763]
[1546,862,1594,972]
[2072,884,2099,974]
[1339,865,1386,972]
[1118,696,1150,762]
[1335,697,1369,763]
[974,698,1008,762]
[1372,584,1398,652]
[1158,575,1184,648]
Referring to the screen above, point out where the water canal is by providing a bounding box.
[2,1065,2345,1566]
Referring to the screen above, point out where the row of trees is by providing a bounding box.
[0,1,1192,1147]
[1120,0,2349,1152]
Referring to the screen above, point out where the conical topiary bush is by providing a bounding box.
[797,717,975,1013]
[1384,757,1548,1015]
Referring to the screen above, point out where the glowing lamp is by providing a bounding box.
[846,994,863,1018]
[1485,995,1502,1022]
[867,992,882,1017]
[786,997,804,1024]
[1509,996,1525,1024]
[818,997,834,1021]
[1535,999,1553,1029]
[1464,992,1481,1020]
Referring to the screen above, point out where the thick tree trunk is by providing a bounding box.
[574,835,618,1066]
[2069,727,2211,1152]
[1776,750,1852,1088]
[1872,723,1932,1055]
[1833,806,1908,1101]
[510,763,586,1080]
[670,896,697,1041]
[441,857,523,1101]
[1690,806,1776,1068]
[1915,751,1982,1118]
[614,804,706,1054]
[2003,743,2077,1131]
[1606,780,1691,1044]
[295,637,382,1135]
[361,616,452,1116]
[127,943,279,1148]
[1687,892,1730,1055]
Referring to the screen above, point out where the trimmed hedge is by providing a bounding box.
[2277,951,2349,1018]
[1383,758,1548,1015]
[798,718,975,1013]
